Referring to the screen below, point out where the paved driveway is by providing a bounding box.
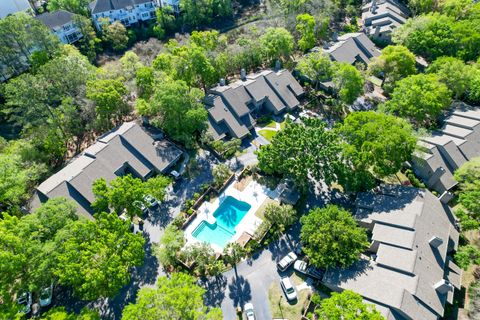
[202,223,301,320]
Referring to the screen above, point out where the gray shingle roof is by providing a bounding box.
[322,33,381,64]
[90,0,153,14]
[206,69,304,141]
[31,122,182,217]
[0,0,32,19]
[323,185,461,320]
[412,103,480,193]
[362,0,409,33]
[36,10,74,29]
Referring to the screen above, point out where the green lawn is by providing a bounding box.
[268,273,311,319]
[254,198,279,220]
[258,129,277,141]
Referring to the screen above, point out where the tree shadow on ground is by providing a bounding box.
[202,275,228,307]
[228,276,252,308]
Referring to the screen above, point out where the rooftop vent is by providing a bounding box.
[434,279,453,294]
[275,60,281,71]
[439,191,454,204]
[429,236,443,248]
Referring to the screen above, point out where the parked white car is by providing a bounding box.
[280,277,297,301]
[39,284,53,307]
[144,195,158,208]
[17,292,32,314]
[293,260,323,280]
[277,251,297,271]
[244,302,255,320]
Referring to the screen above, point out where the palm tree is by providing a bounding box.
[223,242,247,279]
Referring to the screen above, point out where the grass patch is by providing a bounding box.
[280,120,287,130]
[254,198,279,220]
[258,129,277,141]
[268,275,311,319]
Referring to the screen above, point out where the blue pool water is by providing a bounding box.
[192,196,252,248]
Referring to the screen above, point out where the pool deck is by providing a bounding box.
[185,179,278,253]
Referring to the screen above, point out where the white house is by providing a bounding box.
[36,10,83,44]
[89,0,156,30]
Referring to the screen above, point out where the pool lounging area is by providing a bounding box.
[191,196,251,248]
[185,179,278,253]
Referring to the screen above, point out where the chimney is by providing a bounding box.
[434,280,453,294]
[371,0,377,13]
[219,78,226,86]
[275,60,281,71]
[427,167,446,186]
[240,68,246,80]
[429,236,443,248]
[439,191,454,204]
[332,32,338,42]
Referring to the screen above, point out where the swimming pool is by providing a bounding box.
[191,196,252,248]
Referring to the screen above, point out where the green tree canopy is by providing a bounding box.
[257,119,343,192]
[41,307,100,320]
[54,212,145,300]
[332,62,364,104]
[455,245,480,270]
[263,202,297,236]
[0,12,61,79]
[381,74,452,126]
[103,21,129,52]
[368,45,417,93]
[122,273,222,320]
[426,56,473,99]
[0,153,45,212]
[260,27,294,63]
[154,224,185,269]
[296,14,316,52]
[316,290,385,320]
[408,0,436,15]
[86,77,129,130]
[2,47,96,163]
[180,243,224,277]
[454,157,480,222]
[0,198,78,316]
[296,52,333,87]
[120,51,143,81]
[392,12,480,62]
[73,14,101,62]
[180,0,232,28]
[212,164,232,189]
[141,75,207,147]
[300,205,369,269]
[337,111,417,177]
[92,174,169,218]
[48,0,91,15]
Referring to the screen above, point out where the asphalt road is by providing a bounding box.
[202,224,301,320]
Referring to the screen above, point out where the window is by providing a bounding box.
[63,24,71,31]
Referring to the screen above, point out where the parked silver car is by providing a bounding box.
[280,277,297,301]
[244,302,255,320]
[293,260,323,280]
[39,284,53,307]
[277,251,297,272]
[17,292,32,314]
